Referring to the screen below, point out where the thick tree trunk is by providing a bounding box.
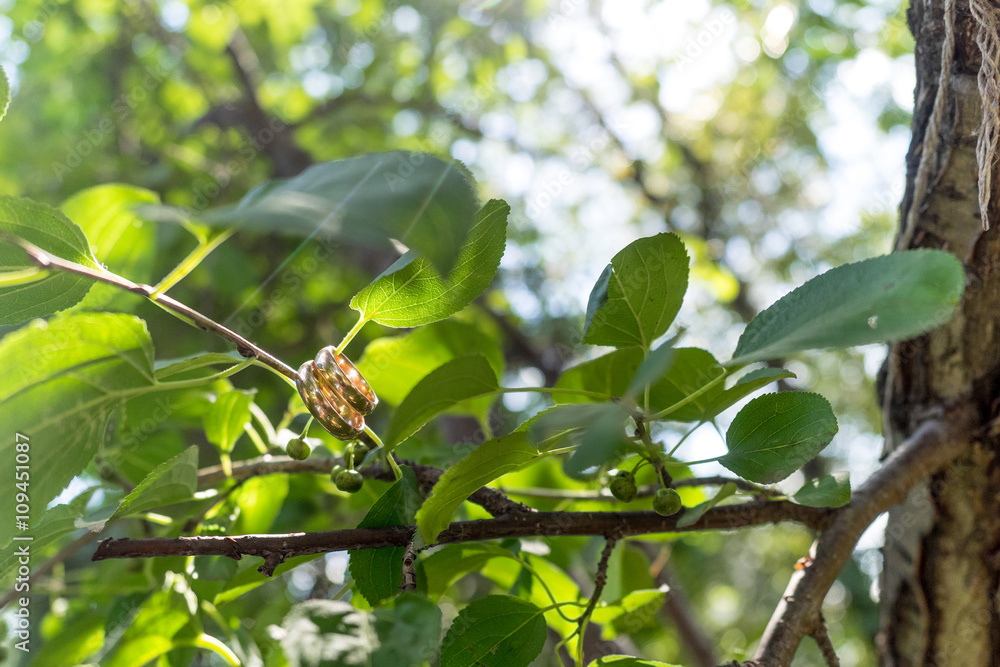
[879,0,1000,664]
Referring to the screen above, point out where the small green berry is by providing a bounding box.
[329,464,345,482]
[653,488,682,516]
[286,437,311,460]
[608,471,637,502]
[335,469,364,493]
[351,440,371,461]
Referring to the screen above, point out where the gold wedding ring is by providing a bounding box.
[295,346,378,440]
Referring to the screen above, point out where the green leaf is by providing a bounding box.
[233,474,289,533]
[280,599,378,667]
[384,355,499,448]
[350,199,509,327]
[154,351,247,380]
[420,543,519,600]
[416,433,538,543]
[0,66,9,122]
[720,392,839,484]
[676,482,738,528]
[793,472,851,508]
[0,313,156,550]
[109,446,199,522]
[730,250,964,365]
[554,348,725,422]
[203,389,254,453]
[440,595,547,667]
[588,656,680,667]
[357,320,504,405]
[0,196,100,324]
[103,590,191,667]
[371,594,442,667]
[582,233,689,349]
[181,151,479,275]
[349,467,422,605]
[589,588,669,625]
[703,366,796,419]
[564,403,632,476]
[626,338,677,397]
[61,184,159,310]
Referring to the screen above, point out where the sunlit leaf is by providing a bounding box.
[350,199,508,326]
[0,313,155,550]
[420,543,519,600]
[0,196,99,324]
[588,656,680,667]
[384,355,499,448]
[203,389,254,454]
[721,392,838,484]
[357,320,503,405]
[0,66,9,122]
[676,482,737,528]
[416,433,537,543]
[109,446,199,522]
[61,184,159,310]
[730,250,964,365]
[582,233,689,349]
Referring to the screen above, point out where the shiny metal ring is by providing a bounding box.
[294,347,377,441]
[313,346,378,415]
[296,361,365,440]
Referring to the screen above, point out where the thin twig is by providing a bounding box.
[1,233,297,380]
[399,542,417,593]
[811,616,840,667]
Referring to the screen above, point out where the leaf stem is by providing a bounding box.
[152,229,234,297]
[334,316,367,355]
[4,233,298,382]
[667,421,705,458]
[647,370,728,420]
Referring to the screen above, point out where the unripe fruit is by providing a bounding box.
[329,464,345,482]
[335,469,364,493]
[286,438,311,460]
[351,440,371,461]
[653,488,682,516]
[608,471,637,502]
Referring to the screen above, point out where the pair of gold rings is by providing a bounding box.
[295,347,378,439]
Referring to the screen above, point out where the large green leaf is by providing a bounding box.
[416,433,538,543]
[384,355,499,448]
[0,313,156,550]
[440,595,547,667]
[730,250,964,365]
[109,446,199,522]
[793,472,851,508]
[61,184,159,310]
[720,392,839,484]
[582,233,689,349]
[371,594,442,667]
[357,320,504,405]
[0,66,9,122]
[0,196,100,324]
[350,199,508,327]
[349,467,422,606]
[179,151,479,274]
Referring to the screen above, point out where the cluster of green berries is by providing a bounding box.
[282,437,372,494]
[607,470,682,516]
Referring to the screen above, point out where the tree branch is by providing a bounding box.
[91,500,831,576]
[749,418,968,666]
[197,455,530,518]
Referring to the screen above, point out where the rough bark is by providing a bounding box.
[879,0,1000,664]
